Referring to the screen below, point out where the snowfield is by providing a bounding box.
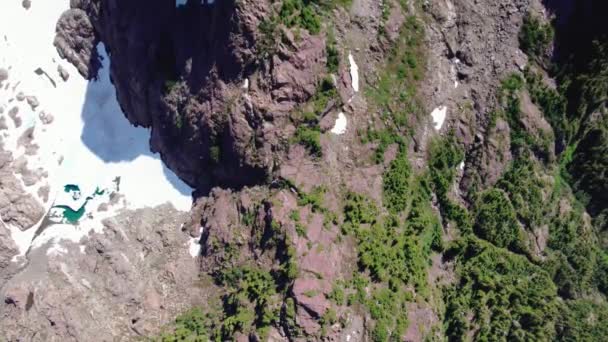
[0,0,192,261]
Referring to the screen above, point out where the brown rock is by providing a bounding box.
[54,9,100,79]
[0,204,204,341]
[38,111,54,125]
[37,185,50,203]
[0,117,8,130]
[57,65,70,81]
[8,107,21,128]
[3,286,30,310]
[0,68,8,83]
[271,34,325,104]
[143,288,162,310]
[292,278,330,318]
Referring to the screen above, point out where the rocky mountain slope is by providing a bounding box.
[1,0,608,341]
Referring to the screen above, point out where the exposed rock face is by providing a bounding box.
[55,0,326,192]
[0,205,204,341]
[0,224,19,283]
[462,118,512,190]
[0,68,8,85]
[57,65,70,81]
[0,149,45,231]
[54,8,100,79]
[195,185,356,337]
[422,0,546,197]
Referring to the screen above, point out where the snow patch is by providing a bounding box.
[330,112,348,135]
[81,278,92,289]
[187,226,204,258]
[431,106,447,131]
[7,224,38,261]
[32,224,94,250]
[348,53,359,93]
[47,244,68,256]
[450,63,459,89]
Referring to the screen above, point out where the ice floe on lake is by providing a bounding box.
[0,0,193,261]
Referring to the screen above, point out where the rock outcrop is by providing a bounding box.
[54,8,100,79]
[0,205,204,341]
[55,0,327,192]
[0,149,45,231]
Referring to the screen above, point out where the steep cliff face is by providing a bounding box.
[57,0,332,191]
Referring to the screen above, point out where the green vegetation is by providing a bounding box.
[498,73,554,159]
[327,282,345,305]
[279,0,351,35]
[444,238,559,341]
[164,265,285,340]
[164,80,178,93]
[279,0,321,34]
[524,67,569,142]
[340,146,443,340]
[342,192,378,230]
[367,287,409,342]
[297,186,327,213]
[159,307,214,341]
[257,0,351,62]
[295,126,322,156]
[292,77,339,157]
[546,206,595,297]
[364,15,425,162]
[362,127,406,163]
[496,155,547,229]
[295,223,307,237]
[158,211,300,341]
[473,188,524,251]
[173,112,183,130]
[440,18,608,341]
[382,149,412,213]
[326,30,340,73]
[357,215,427,288]
[162,5,608,342]
[558,299,608,341]
[257,17,280,60]
[519,13,553,60]
[217,267,280,339]
[368,16,425,130]
[289,209,300,222]
[428,135,471,232]
[209,145,221,164]
[569,123,608,232]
